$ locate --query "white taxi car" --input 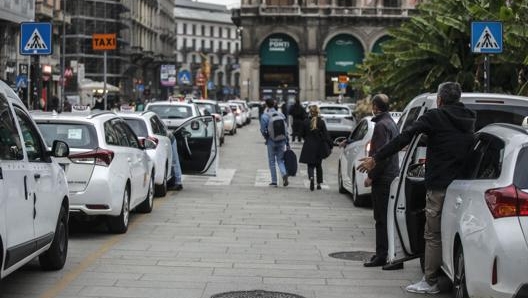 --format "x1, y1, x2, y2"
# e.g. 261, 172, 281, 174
145, 100, 202, 130
0, 80, 70, 278
318, 103, 356, 139
336, 112, 401, 206
385, 92, 528, 297
116, 111, 173, 197
32, 111, 155, 234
